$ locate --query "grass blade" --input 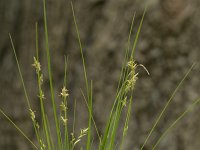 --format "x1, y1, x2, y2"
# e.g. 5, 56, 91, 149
130, 7, 146, 60
120, 95, 133, 150
42, 0, 62, 148
9, 34, 31, 109
0, 108, 38, 150
63, 56, 70, 150
152, 97, 200, 149
141, 63, 196, 149
35, 21, 52, 150
87, 81, 93, 150
71, 2, 89, 98
117, 13, 136, 93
